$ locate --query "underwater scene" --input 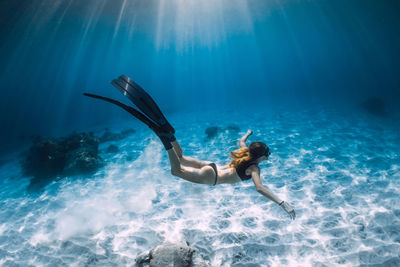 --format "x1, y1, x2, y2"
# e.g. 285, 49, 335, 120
1, 0, 400, 266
